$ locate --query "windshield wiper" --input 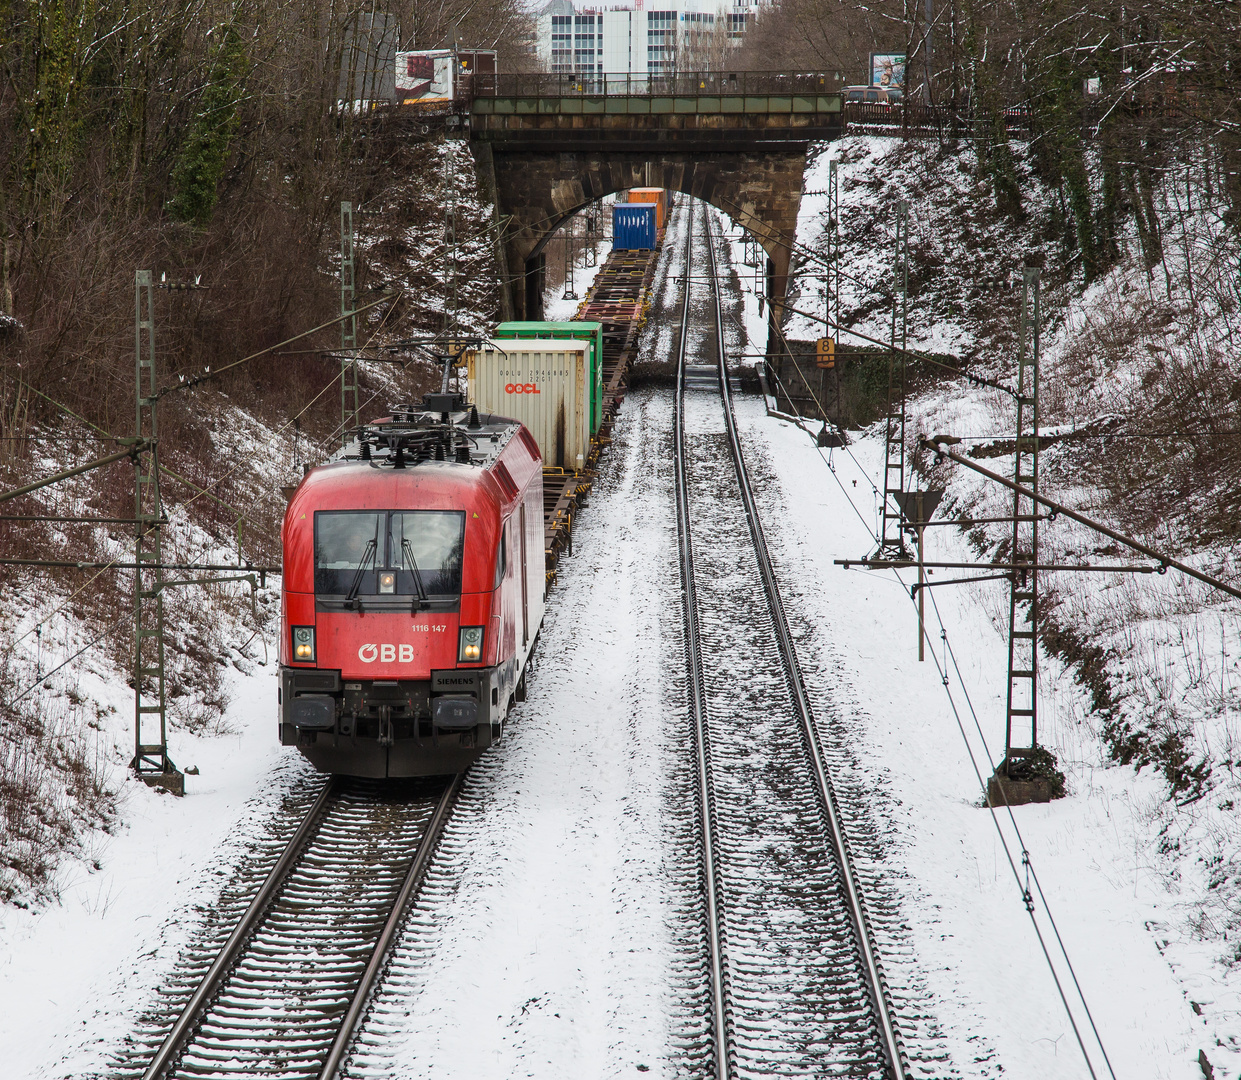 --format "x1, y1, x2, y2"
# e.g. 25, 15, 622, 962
344, 537, 378, 609
401, 538, 431, 612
